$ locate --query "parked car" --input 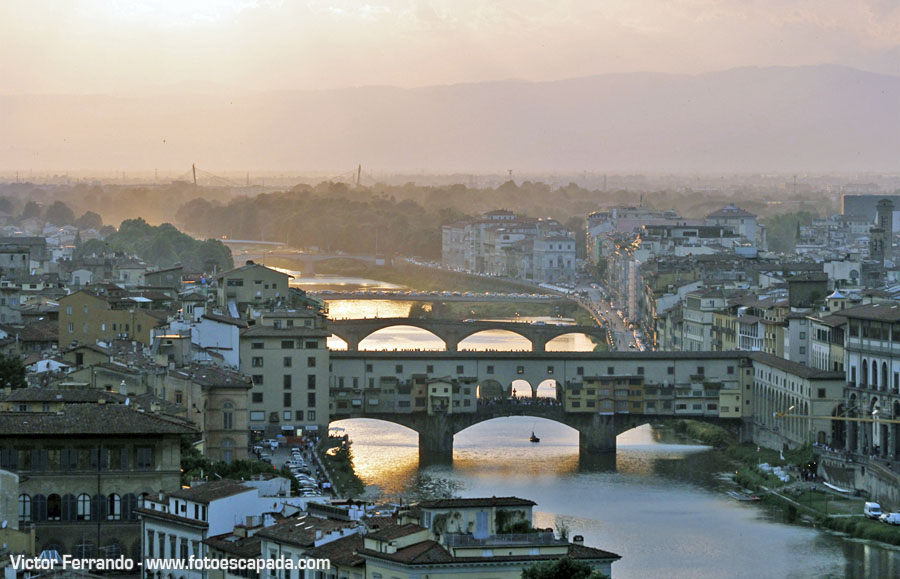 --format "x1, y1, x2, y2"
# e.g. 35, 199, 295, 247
864, 502, 883, 519
880, 512, 900, 525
